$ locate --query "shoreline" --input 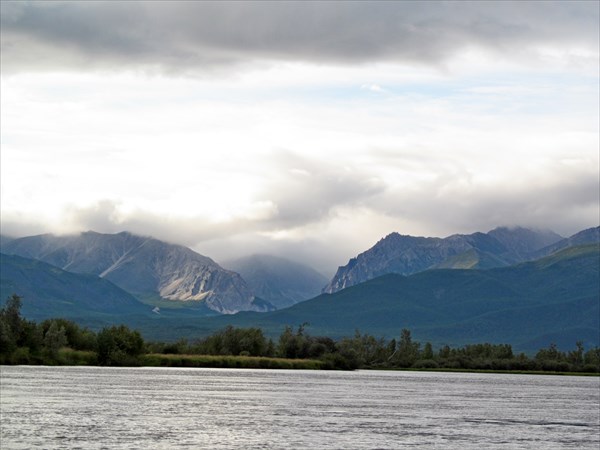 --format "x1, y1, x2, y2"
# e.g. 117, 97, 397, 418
3, 352, 599, 376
